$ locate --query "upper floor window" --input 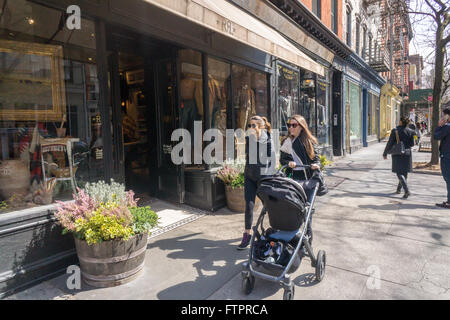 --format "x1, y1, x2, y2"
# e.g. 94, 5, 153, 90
362, 26, 367, 59
331, 0, 338, 34
312, 0, 321, 19
346, 6, 352, 46
355, 19, 360, 54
